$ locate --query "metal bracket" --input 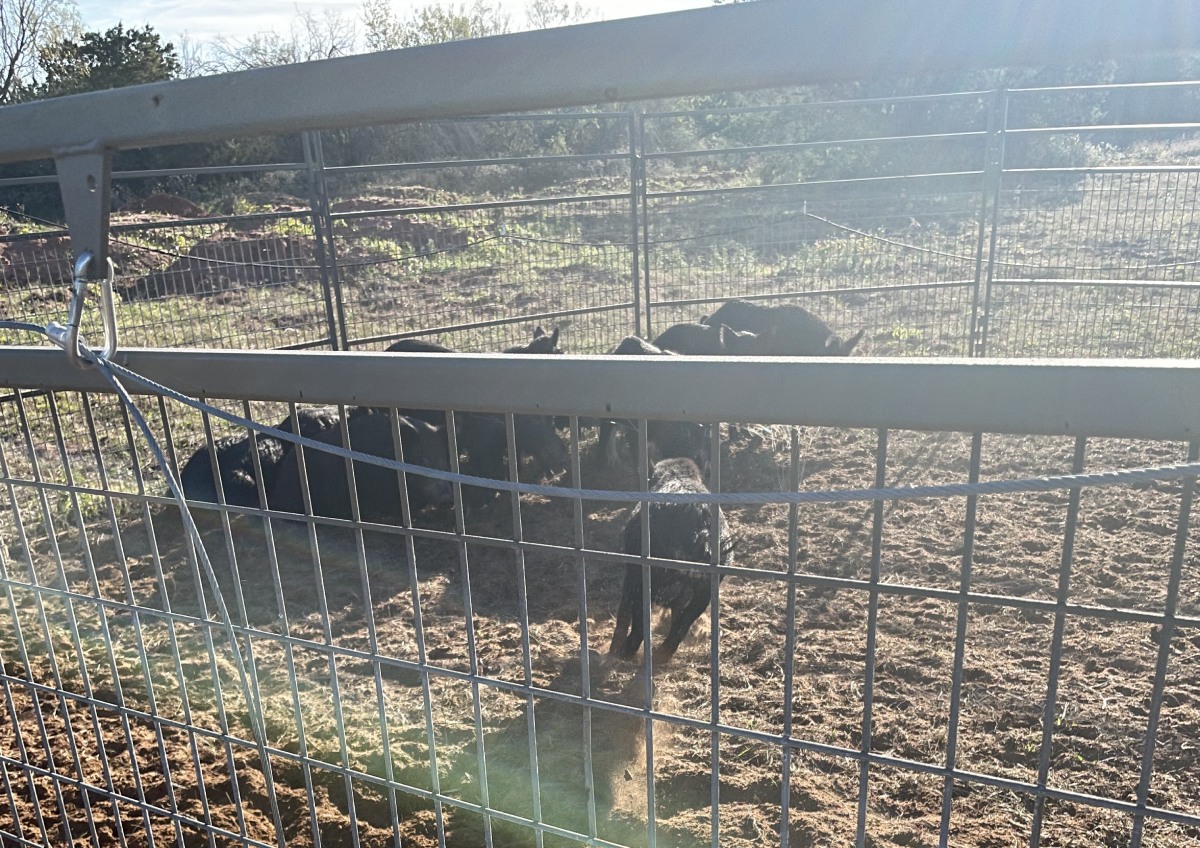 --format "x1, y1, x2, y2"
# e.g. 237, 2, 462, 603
53, 143, 113, 279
